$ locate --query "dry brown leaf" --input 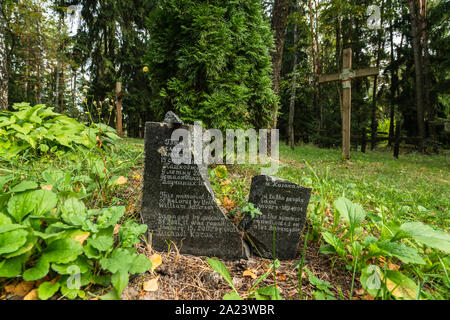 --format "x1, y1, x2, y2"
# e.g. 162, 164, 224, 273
5, 281, 35, 297
222, 197, 236, 210
355, 288, 365, 296
114, 224, 121, 235
388, 262, 400, 271
221, 180, 232, 186
243, 269, 257, 279
363, 293, 375, 300
73, 232, 90, 245
143, 277, 160, 292
150, 254, 162, 272
23, 289, 39, 300
42, 185, 53, 191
